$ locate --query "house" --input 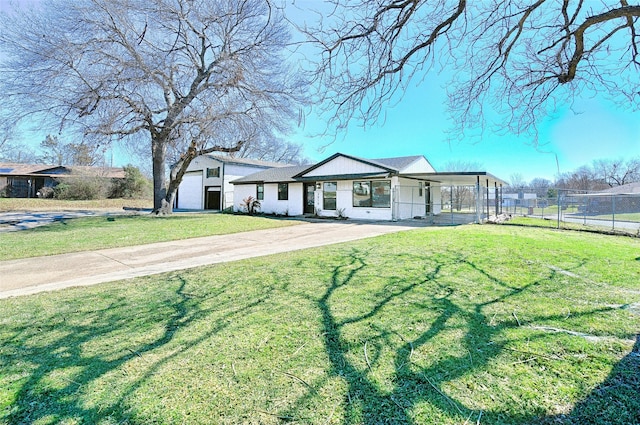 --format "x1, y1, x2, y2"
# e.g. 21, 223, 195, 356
174, 154, 292, 210
231, 153, 507, 221
0, 163, 125, 198
576, 182, 640, 214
